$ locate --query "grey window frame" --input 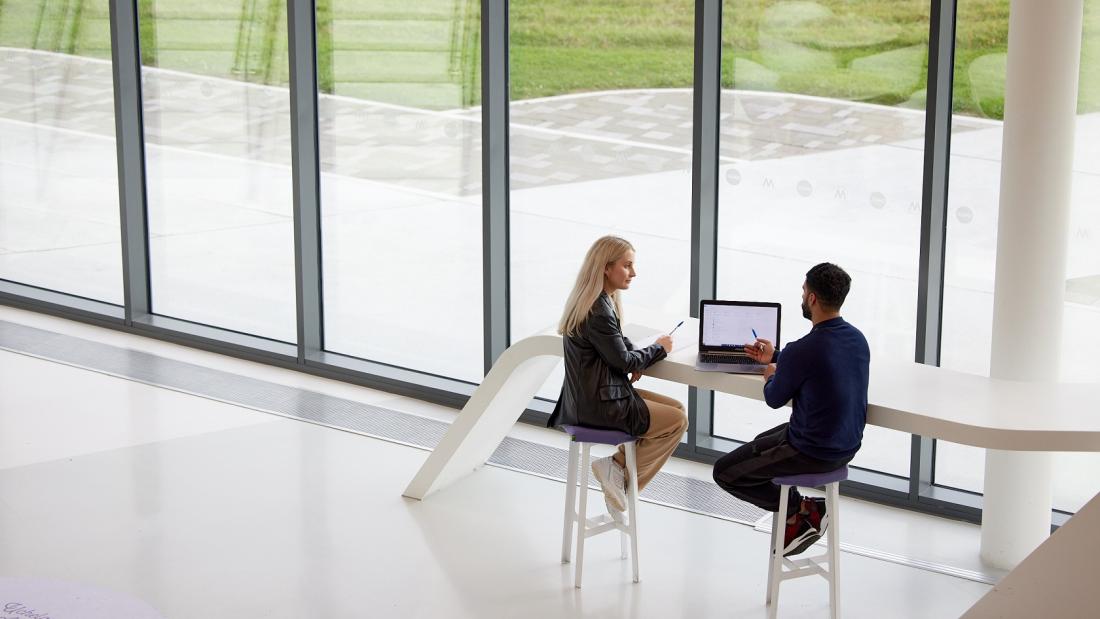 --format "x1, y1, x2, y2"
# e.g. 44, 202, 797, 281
0, 0, 1072, 528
